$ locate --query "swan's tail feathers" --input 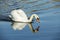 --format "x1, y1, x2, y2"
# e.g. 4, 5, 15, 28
0, 15, 12, 22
